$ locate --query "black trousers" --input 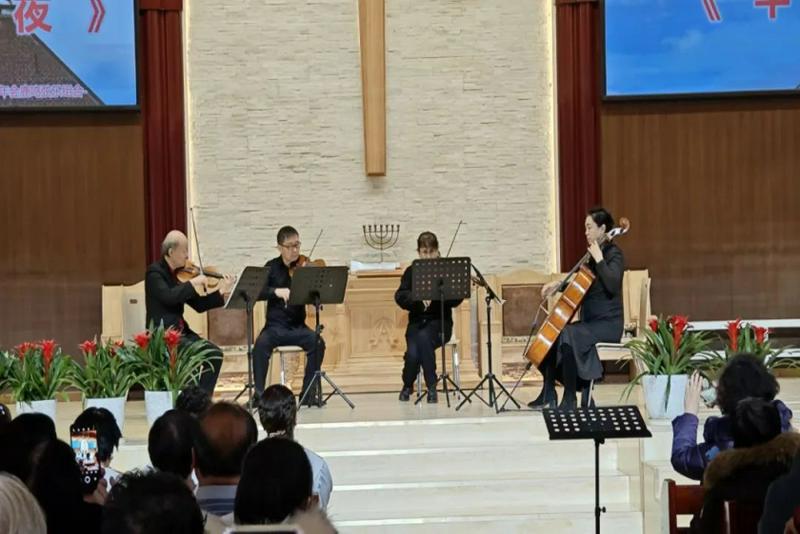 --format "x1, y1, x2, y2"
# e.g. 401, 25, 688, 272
252, 324, 325, 395
180, 331, 224, 395
401, 320, 451, 390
